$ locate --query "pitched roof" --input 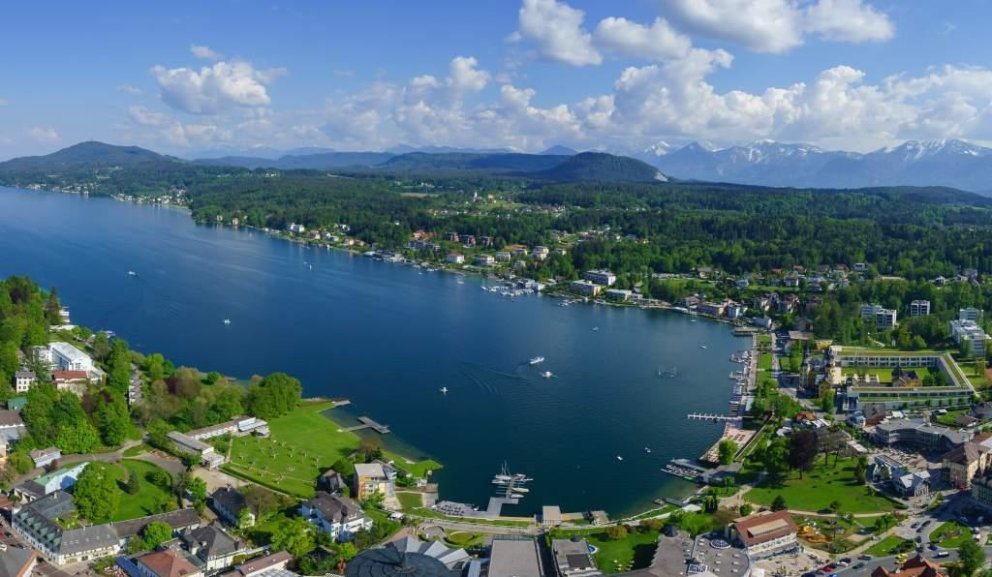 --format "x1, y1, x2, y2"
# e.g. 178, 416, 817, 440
59, 524, 119, 556
139, 550, 201, 577
304, 492, 365, 523
234, 551, 292, 577
211, 486, 253, 516
0, 545, 35, 577
113, 508, 201, 539
871, 554, 945, 577
733, 511, 798, 548
943, 442, 981, 465
0, 410, 24, 428
182, 525, 242, 559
